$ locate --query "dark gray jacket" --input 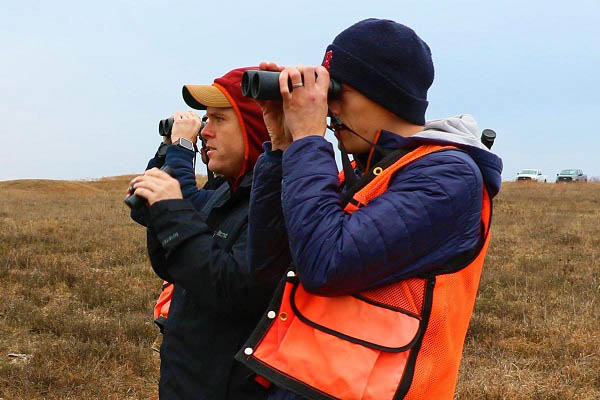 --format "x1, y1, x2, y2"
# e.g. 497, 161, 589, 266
132, 146, 275, 399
